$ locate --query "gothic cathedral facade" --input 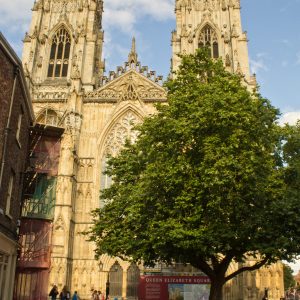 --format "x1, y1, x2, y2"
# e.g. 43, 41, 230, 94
21, 0, 284, 299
